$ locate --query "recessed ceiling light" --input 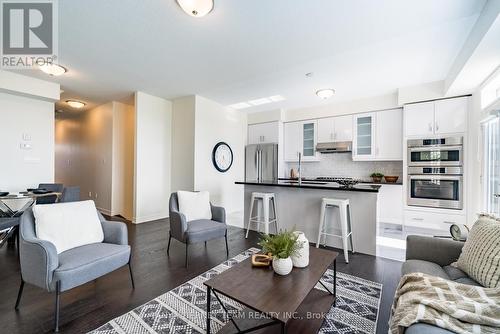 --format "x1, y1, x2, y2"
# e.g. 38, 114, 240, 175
66, 100, 86, 109
176, 0, 213, 17
248, 98, 272, 106
229, 102, 251, 110
39, 63, 67, 76
316, 89, 335, 100
269, 95, 285, 102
